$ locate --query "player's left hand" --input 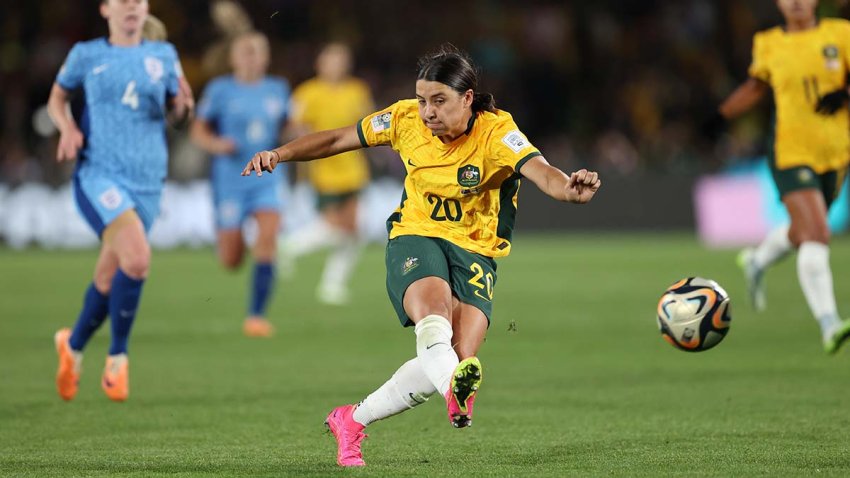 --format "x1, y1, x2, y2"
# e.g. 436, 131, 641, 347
816, 89, 849, 115
241, 150, 280, 177
564, 169, 601, 204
